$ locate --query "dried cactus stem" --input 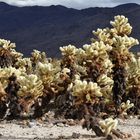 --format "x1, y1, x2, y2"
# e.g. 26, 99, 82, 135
86, 62, 100, 82
81, 104, 105, 137
111, 129, 132, 139
127, 87, 140, 114
82, 115, 105, 137
112, 63, 127, 113
0, 48, 13, 68
5, 73, 21, 119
